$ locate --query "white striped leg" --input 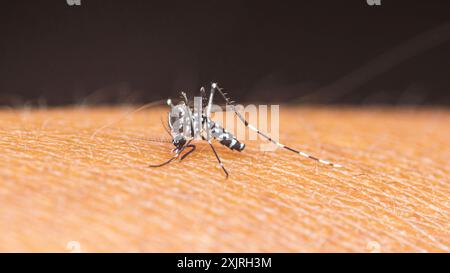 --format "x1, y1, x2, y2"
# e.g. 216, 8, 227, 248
207, 139, 229, 178
213, 84, 342, 168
